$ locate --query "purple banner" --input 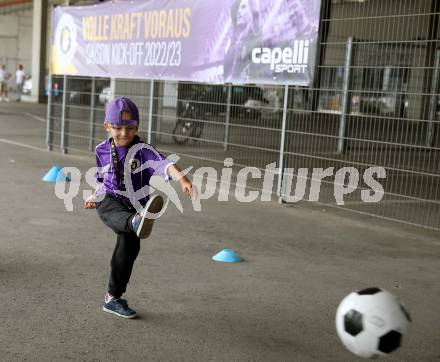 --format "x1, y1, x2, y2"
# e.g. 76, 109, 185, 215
51, 0, 320, 85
